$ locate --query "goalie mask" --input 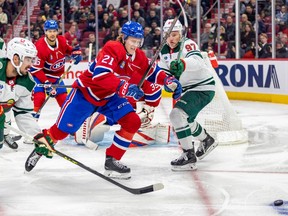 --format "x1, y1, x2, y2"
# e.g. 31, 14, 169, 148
7, 37, 38, 76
